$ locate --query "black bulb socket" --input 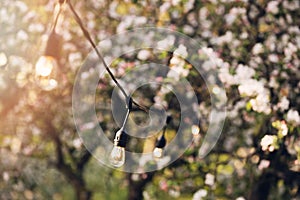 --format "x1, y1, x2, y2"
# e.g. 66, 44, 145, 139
166, 115, 172, 124
155, 135, 166, 148
114, 129, 127, 148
